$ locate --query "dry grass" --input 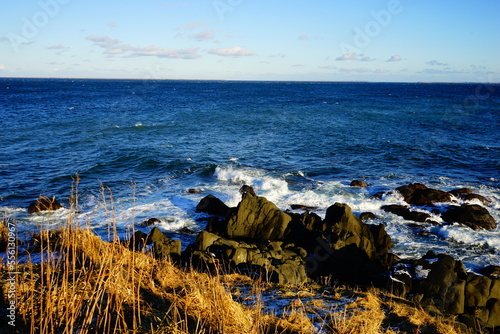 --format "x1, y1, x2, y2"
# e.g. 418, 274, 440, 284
324, 289, 472, 334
